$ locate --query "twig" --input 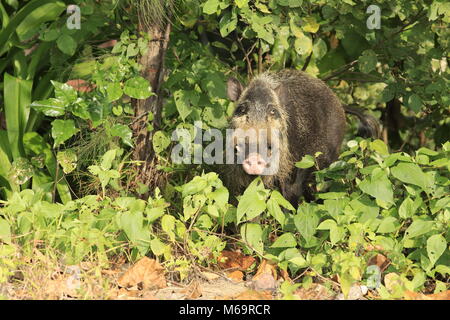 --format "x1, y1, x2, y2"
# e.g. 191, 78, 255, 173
321, 60, 358, 81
